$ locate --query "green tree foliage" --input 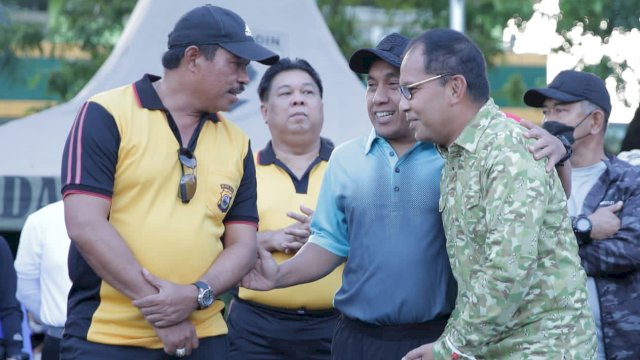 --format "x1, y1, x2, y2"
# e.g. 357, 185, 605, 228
318, 0, 638, 107
0, 0, 135, 100
2, 0, 637, 106
0, 1, 47, 73
317, 0, 535, 67
555, 0, 637, 42
550, 0, 639, 106
0, 21, 45, 73
0, 0, 47, 10
46, 0, 136, 99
